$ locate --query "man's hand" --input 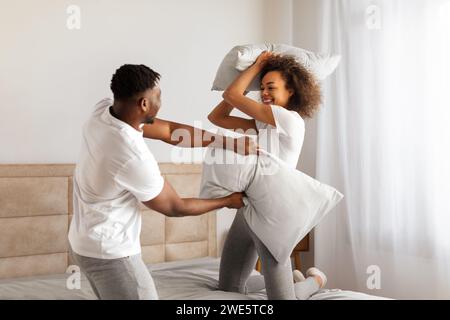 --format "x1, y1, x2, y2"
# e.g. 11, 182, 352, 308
225, 192, 246, 209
